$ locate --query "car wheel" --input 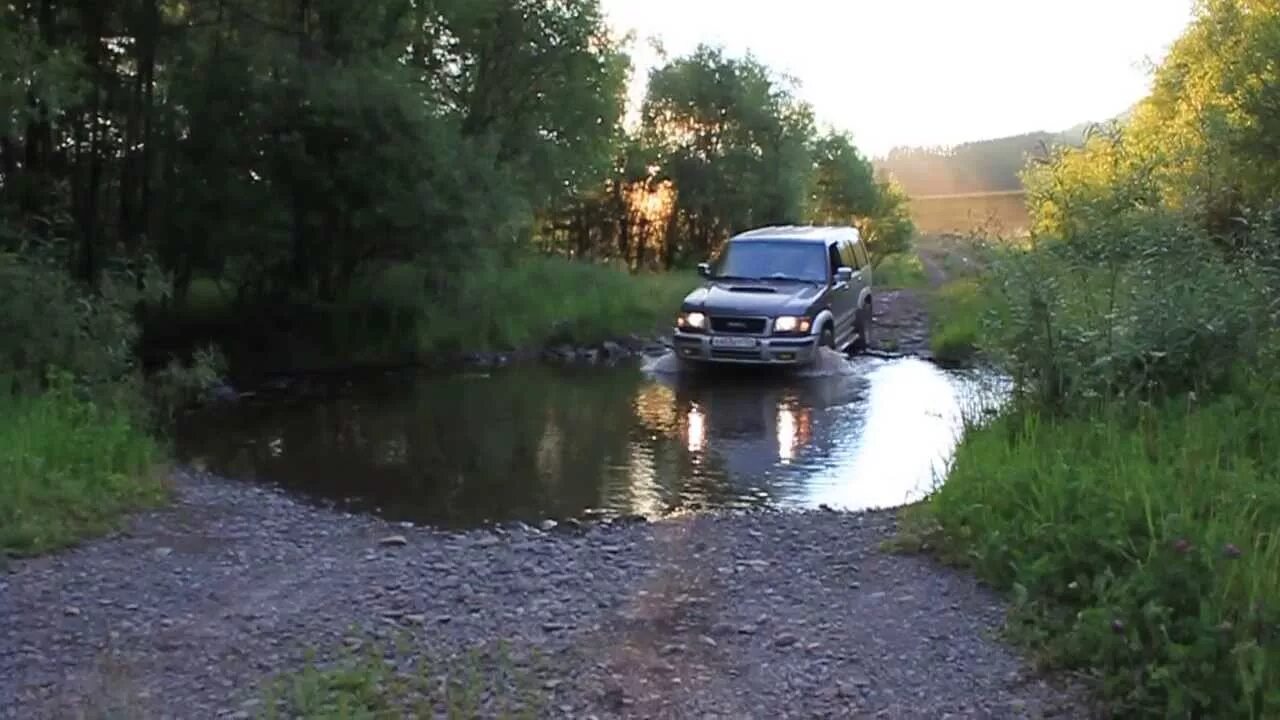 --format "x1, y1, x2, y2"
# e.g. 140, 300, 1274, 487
851, 303, 871, 353
820, 325, 836, 350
